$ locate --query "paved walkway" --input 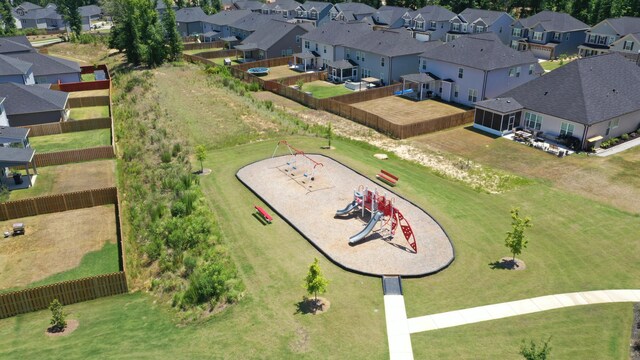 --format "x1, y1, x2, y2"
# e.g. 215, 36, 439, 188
596, 137, 640, 157
384, 294, 413, 360
406, 289, 640, 334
